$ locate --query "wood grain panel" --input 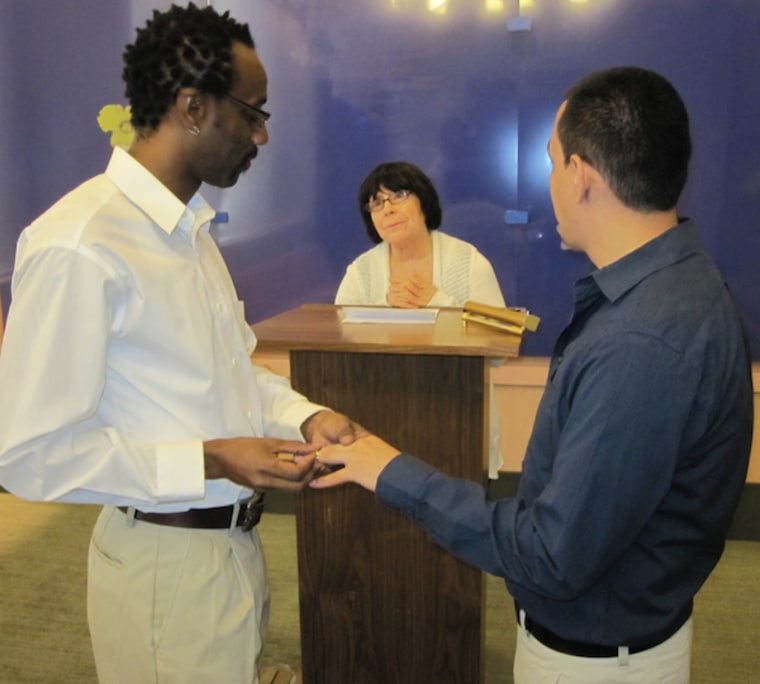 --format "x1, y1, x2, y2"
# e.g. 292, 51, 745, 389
292, 350, 488, 684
